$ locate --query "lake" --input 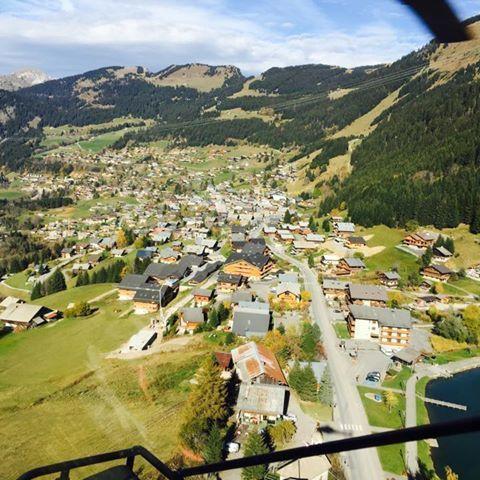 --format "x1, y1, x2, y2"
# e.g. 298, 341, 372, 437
426, 368, 480, 479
